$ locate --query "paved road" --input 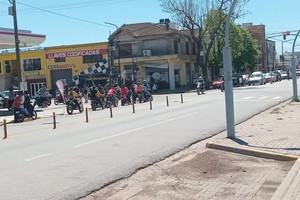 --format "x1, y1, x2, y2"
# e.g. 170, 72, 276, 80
0, 80, 297, 200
